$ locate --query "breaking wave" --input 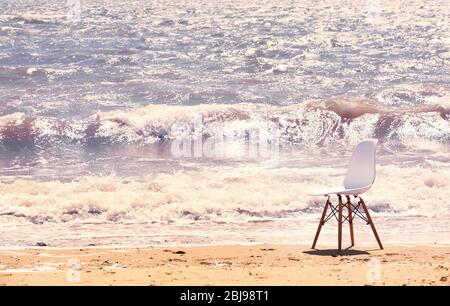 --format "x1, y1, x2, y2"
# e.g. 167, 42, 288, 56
0, 164, 449, 226
0, 100, 449, 149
